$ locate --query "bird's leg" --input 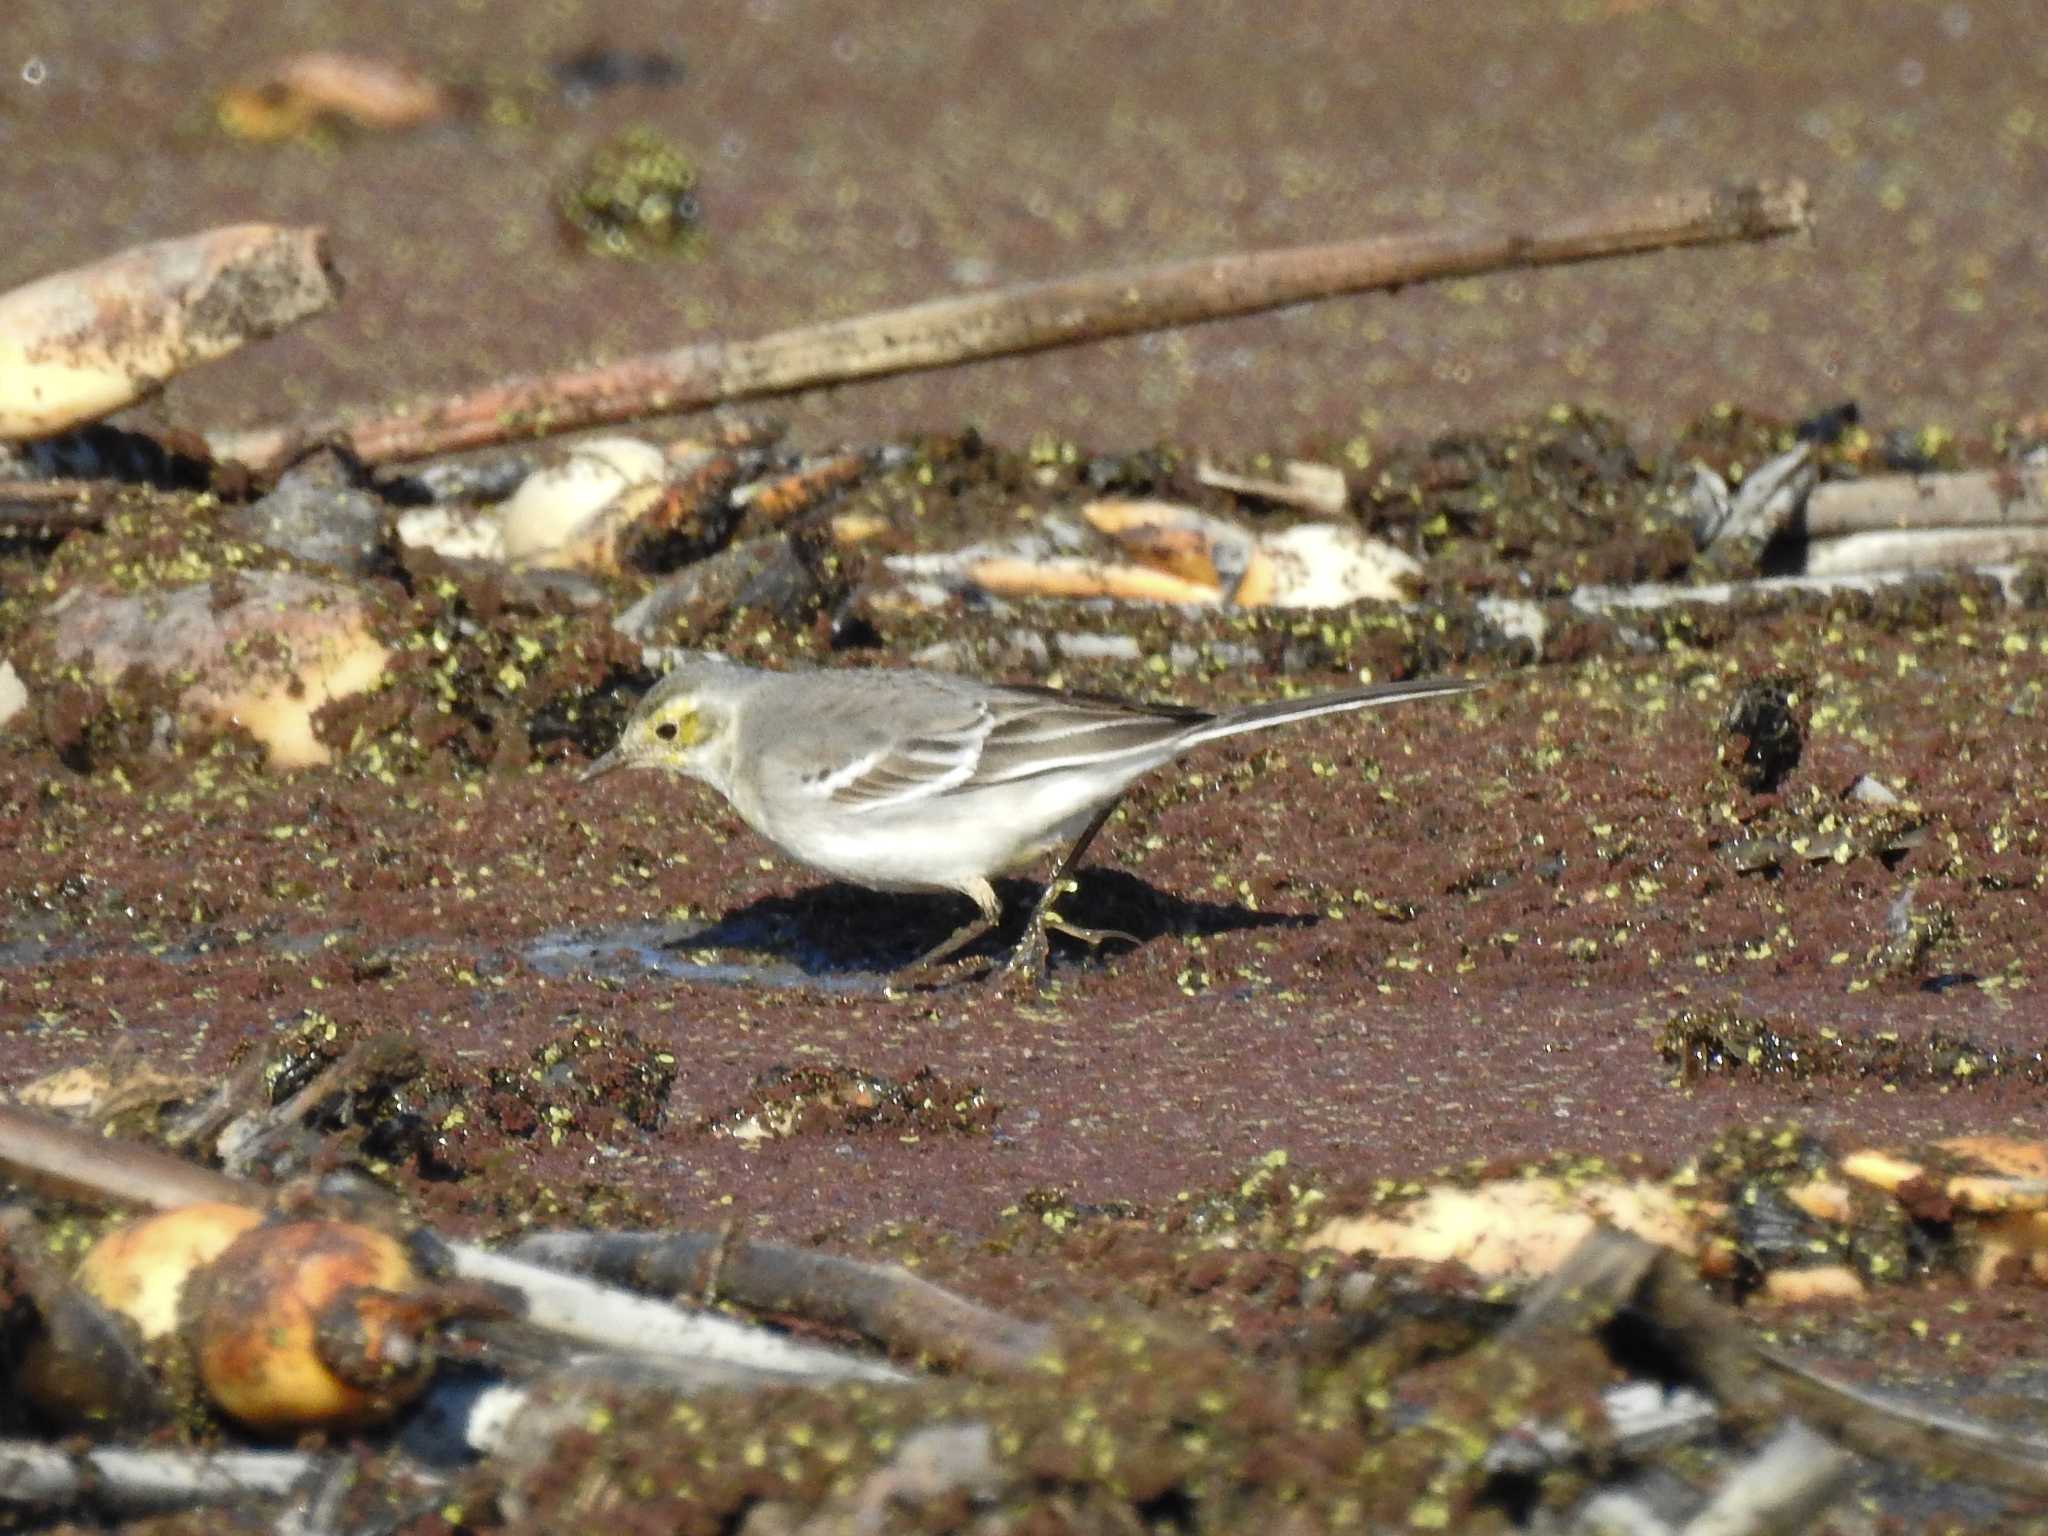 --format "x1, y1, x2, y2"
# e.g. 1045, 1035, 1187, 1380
902, 879, 1002, 975
1000, 798, 1139, 983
